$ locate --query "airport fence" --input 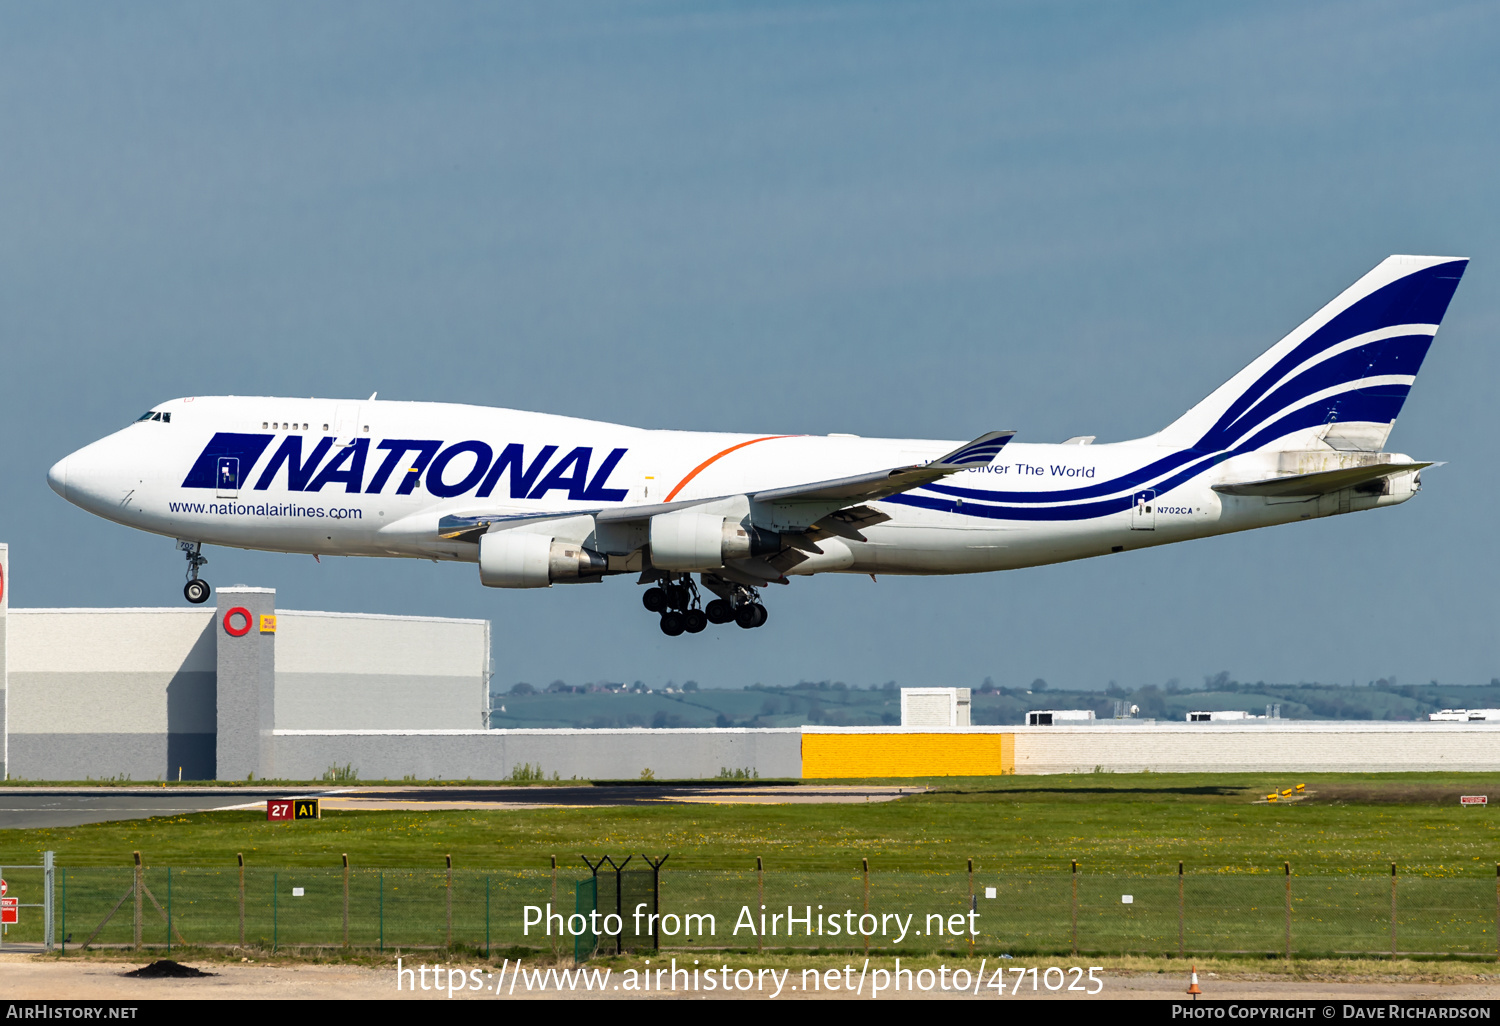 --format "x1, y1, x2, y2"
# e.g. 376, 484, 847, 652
19, 858, 1500, 960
